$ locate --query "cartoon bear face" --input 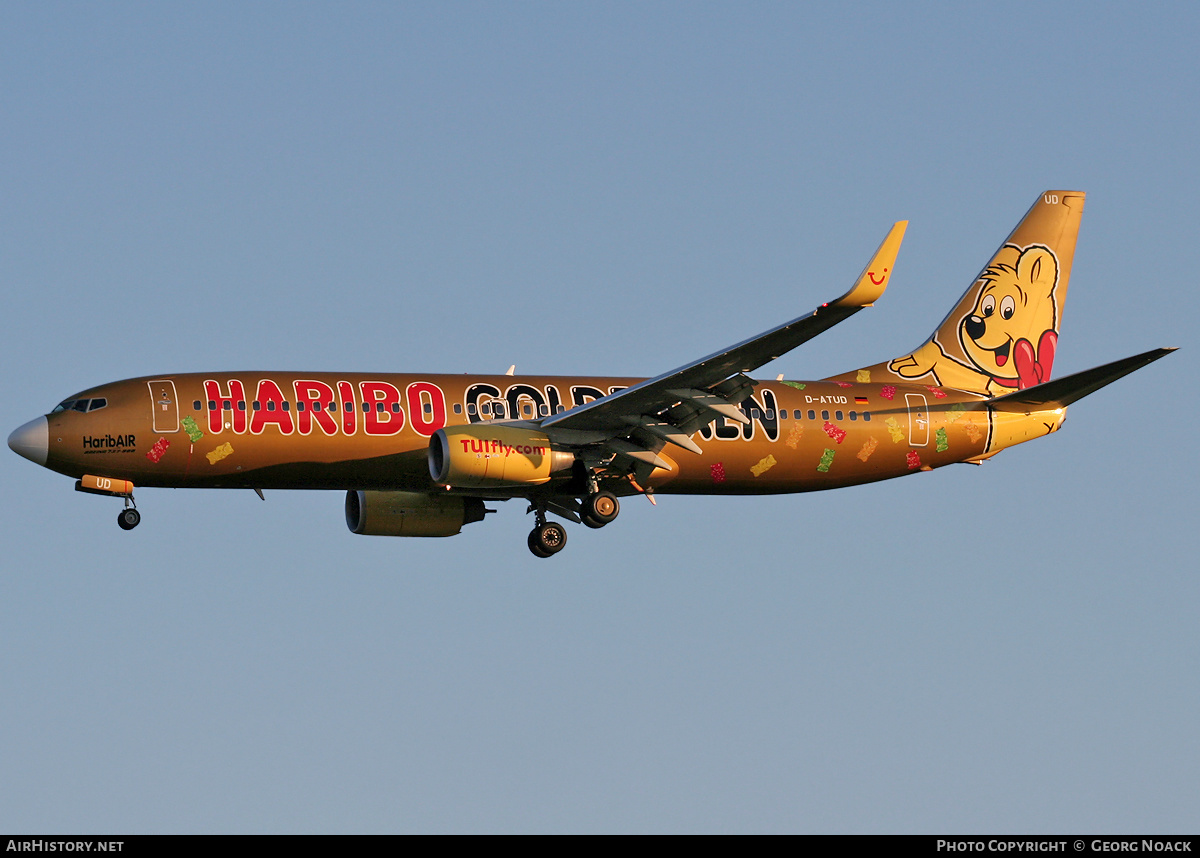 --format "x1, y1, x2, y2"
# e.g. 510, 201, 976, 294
958, 244, 1059, 382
